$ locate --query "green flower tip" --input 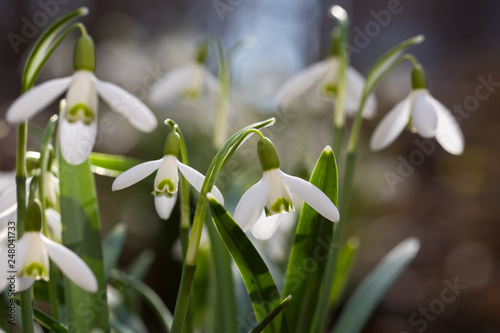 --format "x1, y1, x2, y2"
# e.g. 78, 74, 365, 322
330, 27, 342, 57
26, 199, 42, 232
164, 132, 181, 156
74, 34, 95, 72
196, 40, 209, 64
411, 64, 427, 90
257, 137, 280, 171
